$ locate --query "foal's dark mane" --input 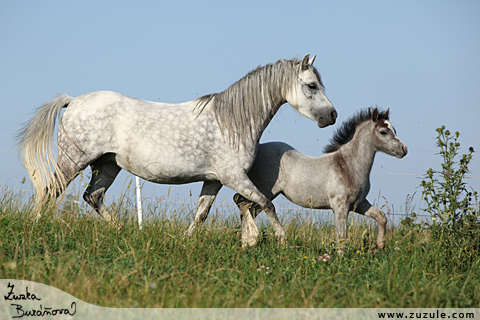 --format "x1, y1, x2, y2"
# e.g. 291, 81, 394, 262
323, 107, 389, 154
